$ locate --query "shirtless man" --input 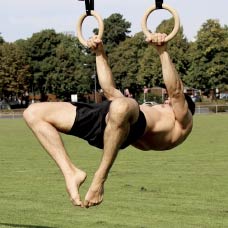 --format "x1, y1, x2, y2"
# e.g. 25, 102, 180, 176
23, 33, 194, 208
